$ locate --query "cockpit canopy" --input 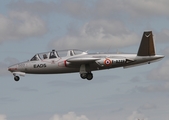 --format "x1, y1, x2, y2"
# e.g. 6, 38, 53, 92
30, 49, 87, 61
